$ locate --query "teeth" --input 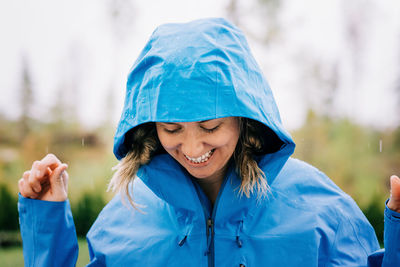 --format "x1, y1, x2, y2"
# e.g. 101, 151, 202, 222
184, 150, 214, 164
